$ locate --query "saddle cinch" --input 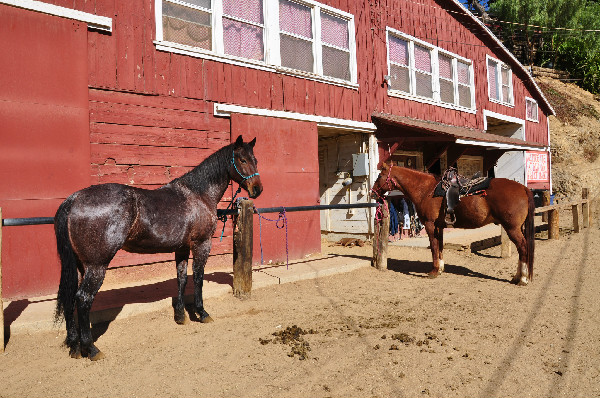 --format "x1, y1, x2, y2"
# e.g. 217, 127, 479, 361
433, 168, 491, 225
